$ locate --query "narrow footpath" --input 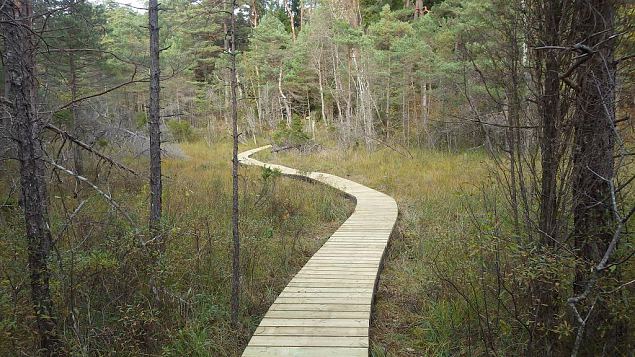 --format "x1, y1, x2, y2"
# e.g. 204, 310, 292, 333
239, 146, 398, 357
